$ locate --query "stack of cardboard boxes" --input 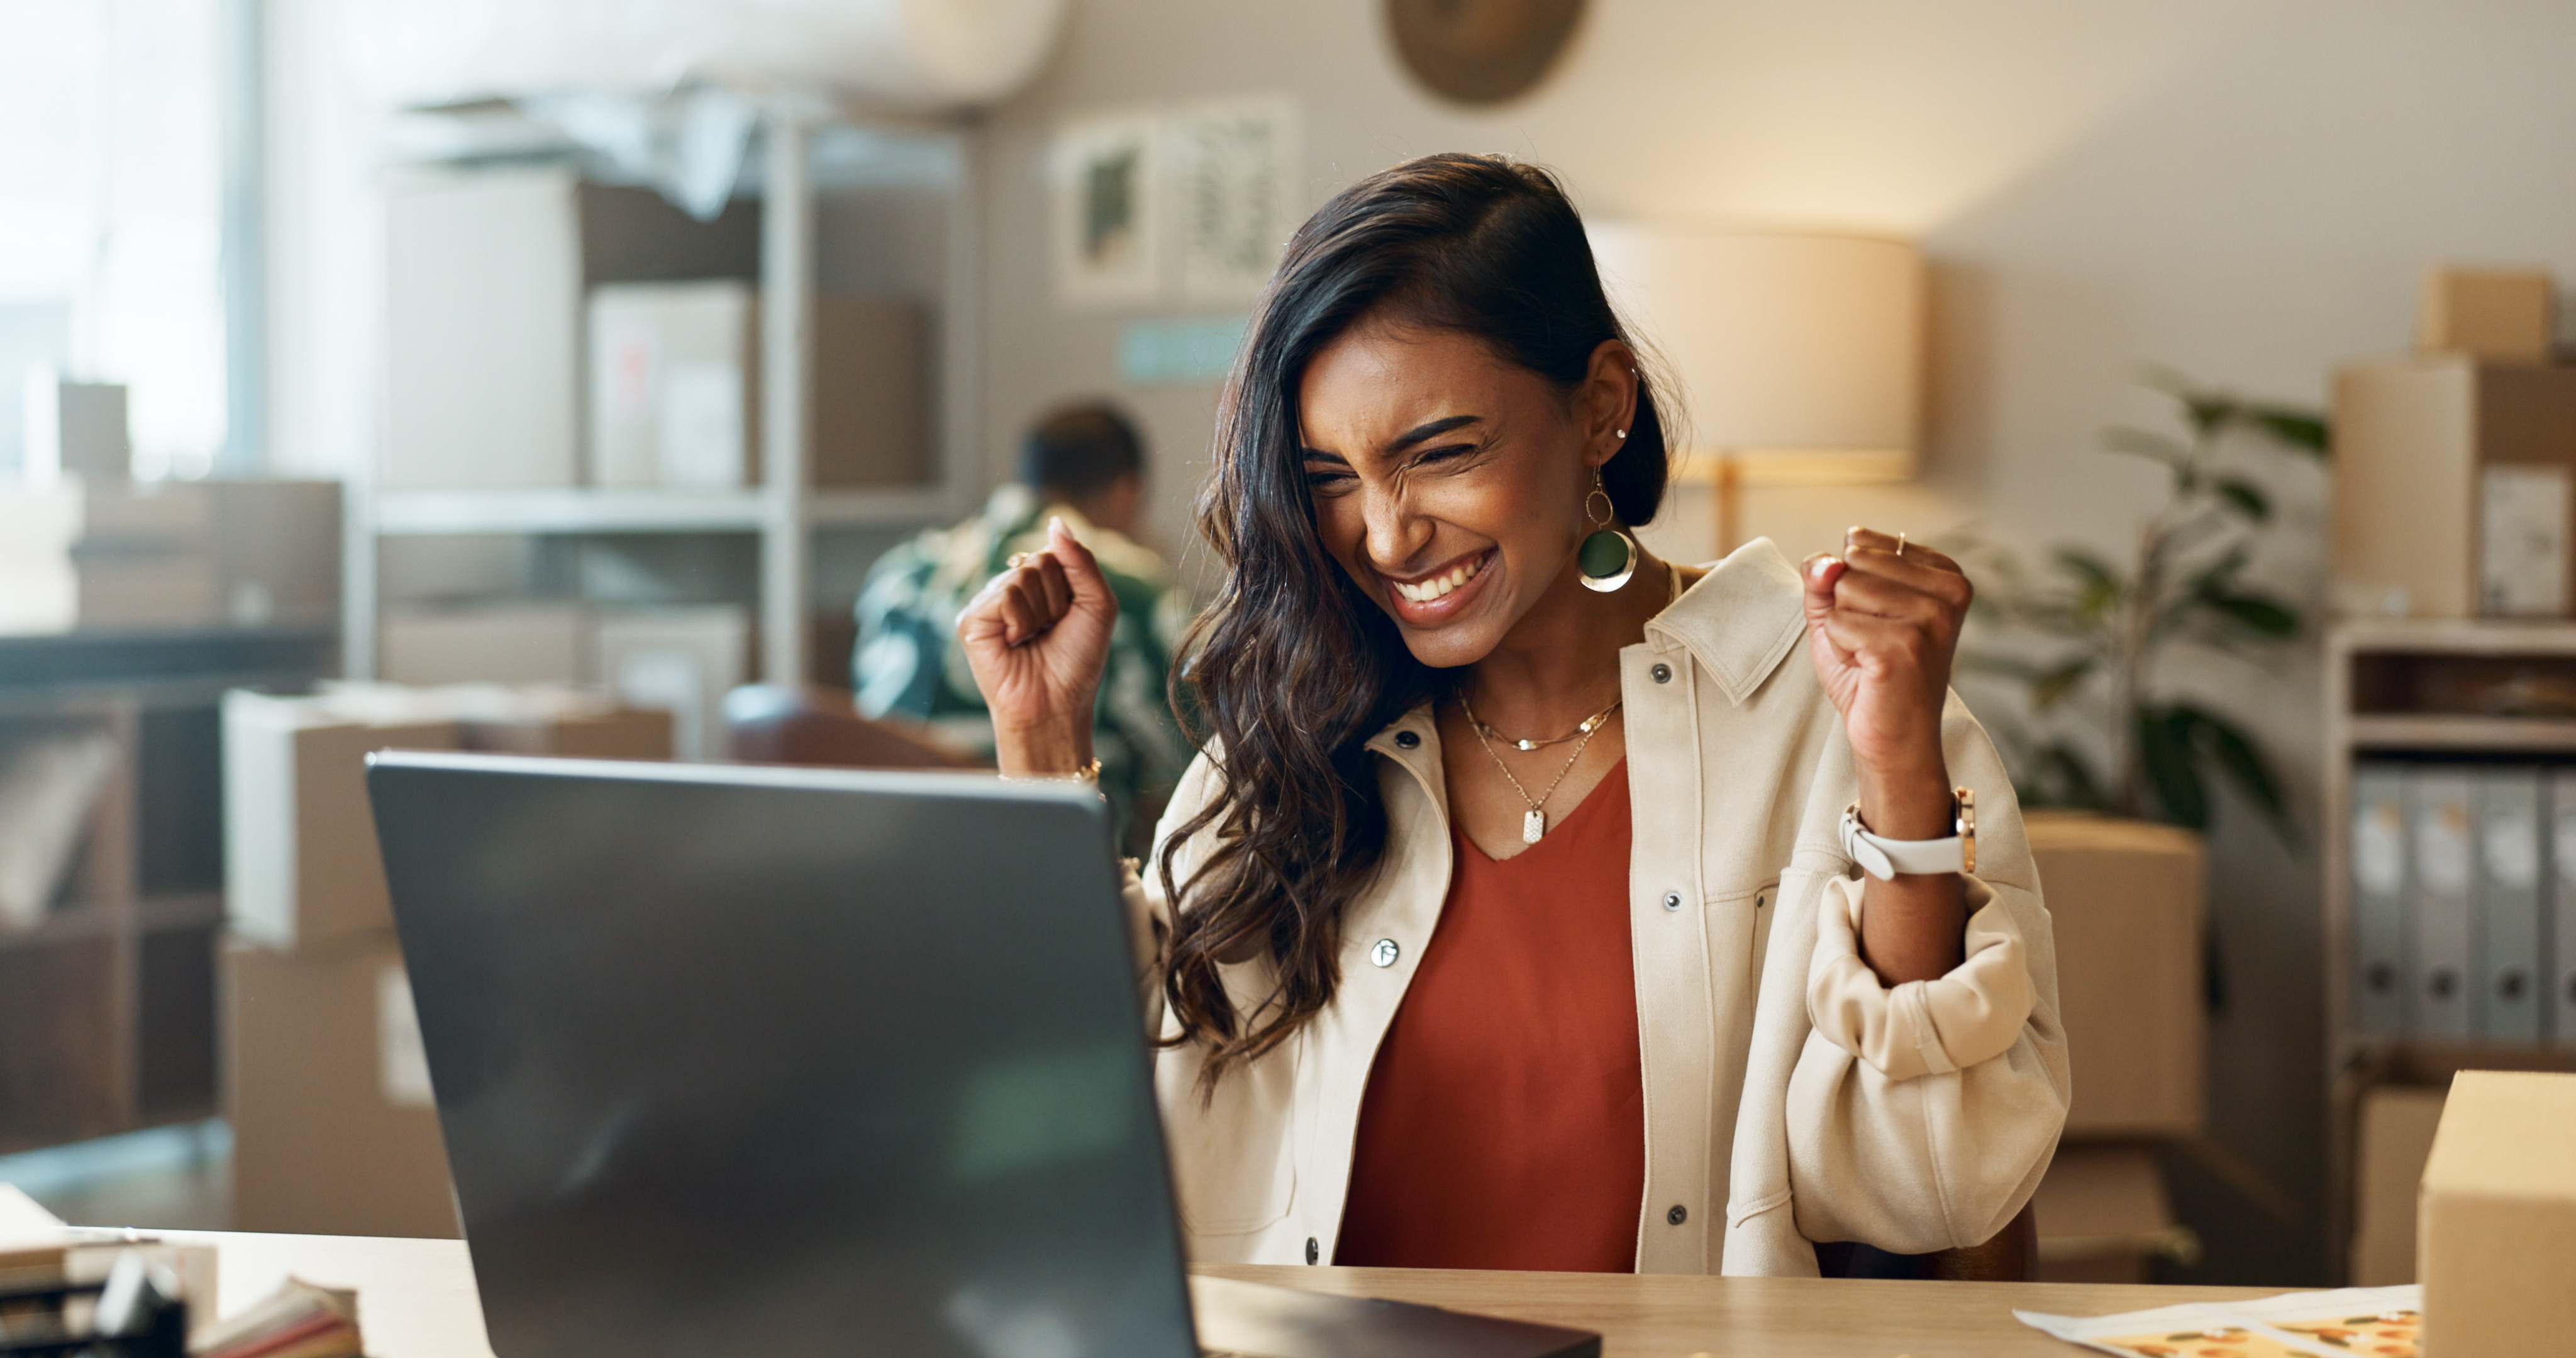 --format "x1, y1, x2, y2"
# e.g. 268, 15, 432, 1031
0, 480, 340, 635
2025, 814, 2208, 1283
221, 685, 671, 1237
